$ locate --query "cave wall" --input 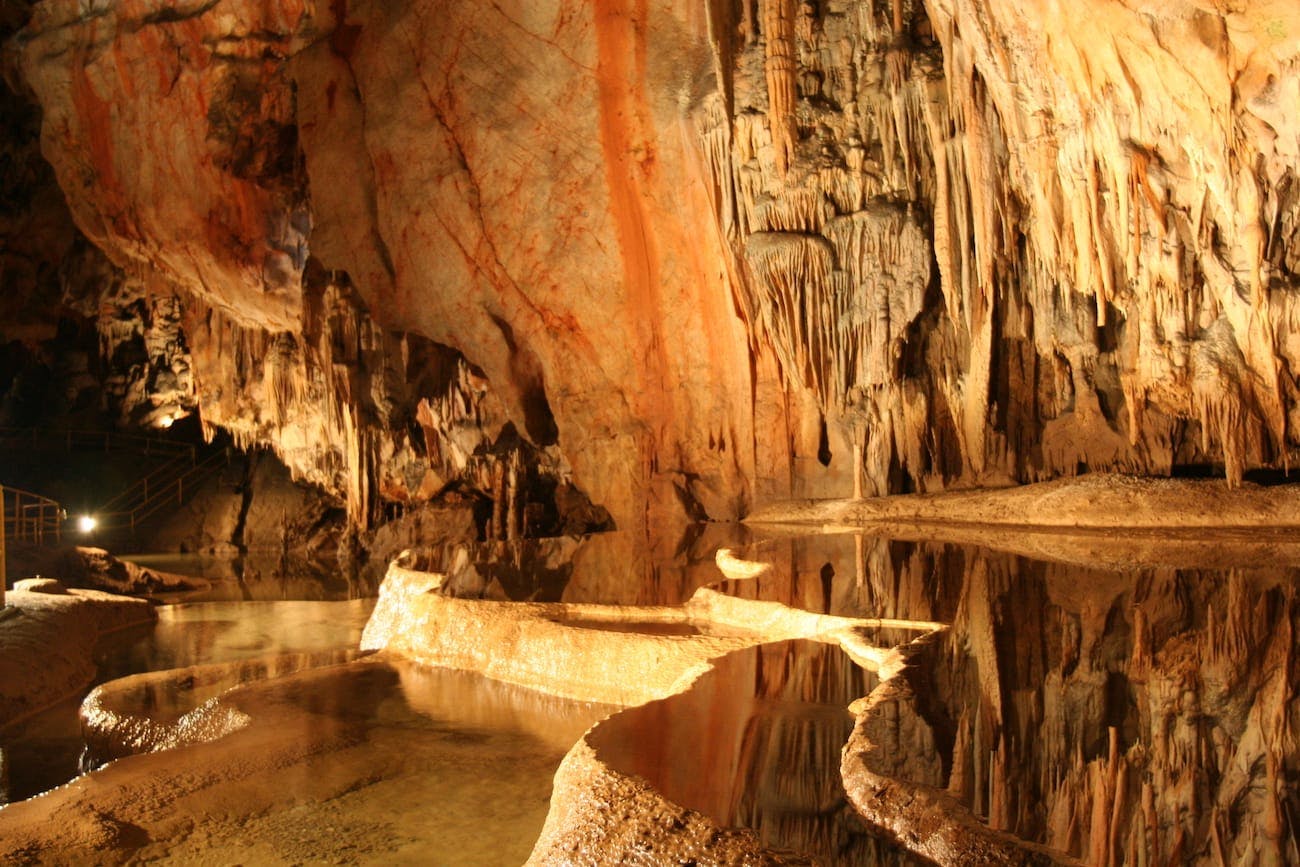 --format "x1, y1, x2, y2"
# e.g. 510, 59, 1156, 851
12, 0, 761, 530
701, 0, 1300, 492
9, 0, 1300, 526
